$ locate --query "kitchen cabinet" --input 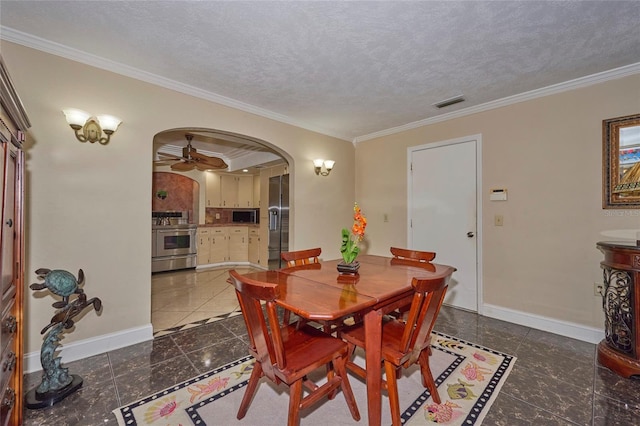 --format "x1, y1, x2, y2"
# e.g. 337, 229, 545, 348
219, 174, 254, 208
196, 229, 211, 265
228, 226, 248, 262
205, 172, 221, 207
220, 175, 237, 207
209, 227, 228, 263
0, 56, 29, 426
197, 226, 259, 266
237, 175, 253, 208
253, 176, 260, 208
248, 227, 260, 265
